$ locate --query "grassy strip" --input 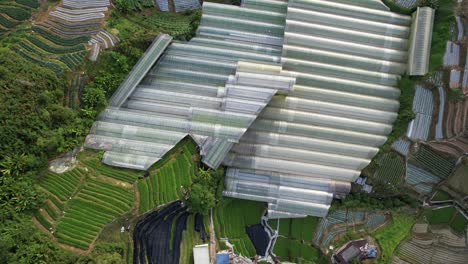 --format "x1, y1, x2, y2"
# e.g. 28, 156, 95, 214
35, 211, 53, 230
373, 214, 415, 263
0, 13, 21, 28
27, 35, 85, 54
